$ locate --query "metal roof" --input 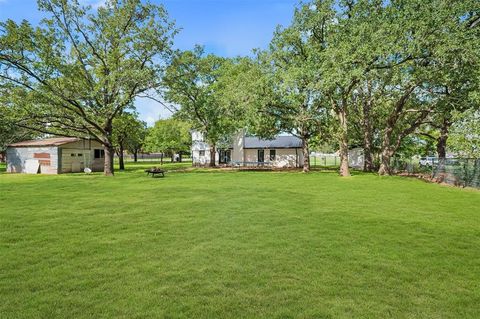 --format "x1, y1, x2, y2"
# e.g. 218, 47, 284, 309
244, 136, 302, 149
8, 137, 81, 147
